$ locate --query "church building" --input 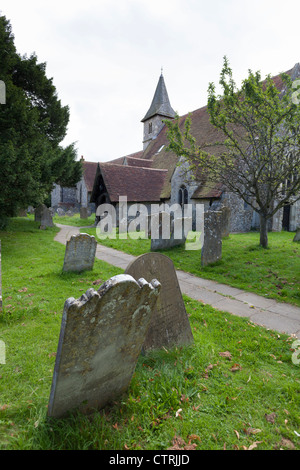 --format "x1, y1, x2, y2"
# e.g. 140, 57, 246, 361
90, 68, 300, 233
